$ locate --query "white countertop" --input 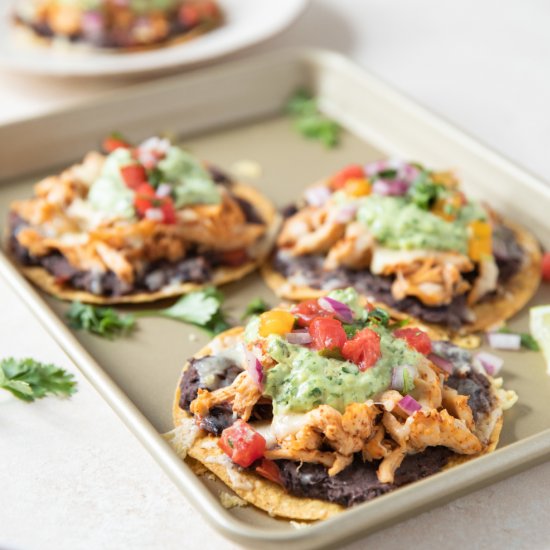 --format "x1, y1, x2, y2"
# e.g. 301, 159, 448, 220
1, 1, 550, 549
